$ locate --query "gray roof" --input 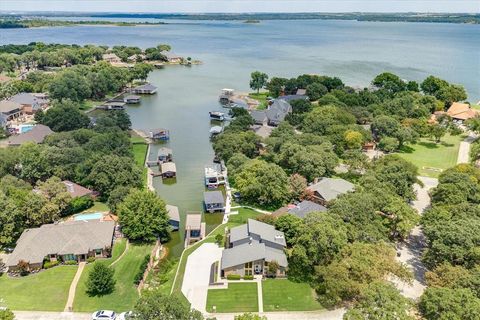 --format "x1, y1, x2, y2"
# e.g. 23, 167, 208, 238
7, 220, 115, 266
124, 95, 140, 100
278, 94, 309, 102
221, 242, 288, 269
166, 204, 180, 222
230, 219, 286, 247
250, 110, 267, 123
307, 177, 355, 201
288, 200, 327, 219
134, 83, 157, 91
161, 162, 176, 173
204, 191, 224, 205
161, 51, 182, 60
266, 99, 292, 124
185, 212, 202, 230
10, 92, 48, 106
158, 147, 173, 157
0, 100, 22, 113
8, 124, 53, 146
252, 125, 273, 139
